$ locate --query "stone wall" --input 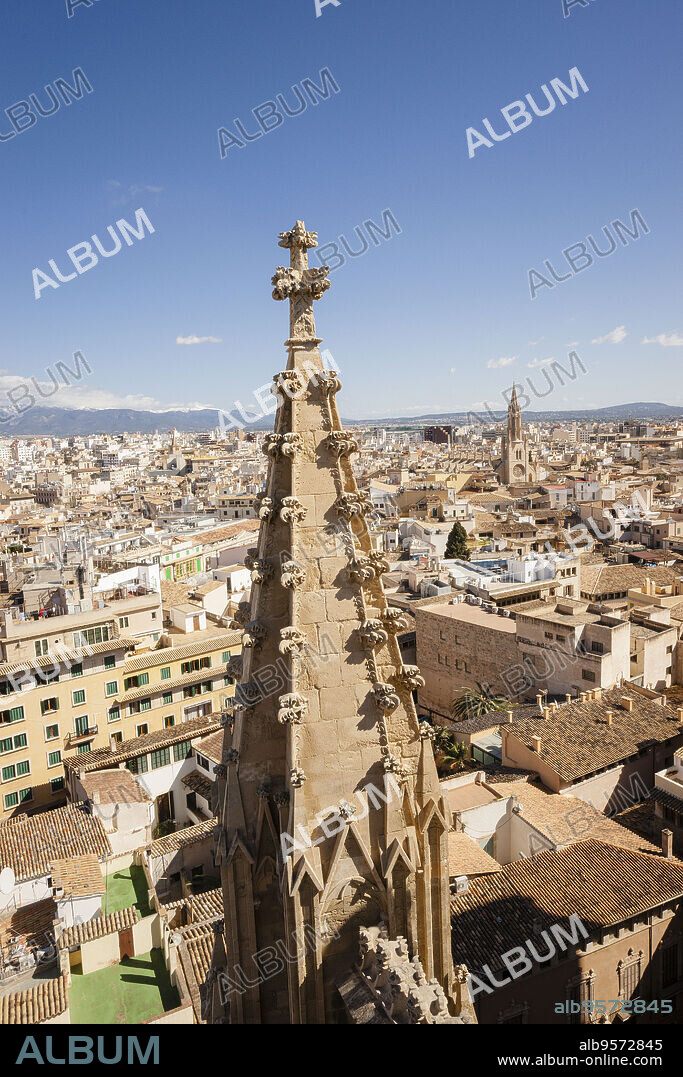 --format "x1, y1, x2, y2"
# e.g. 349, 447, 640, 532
415, 604, 520, 721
